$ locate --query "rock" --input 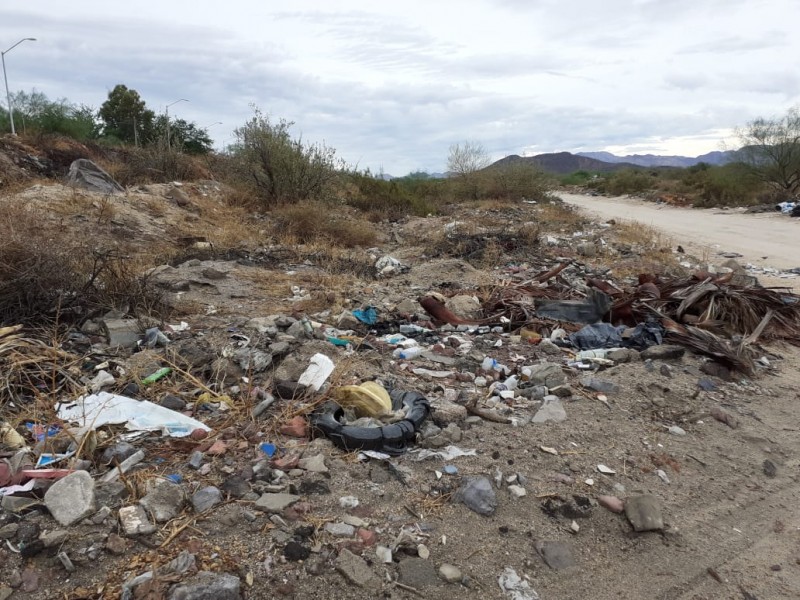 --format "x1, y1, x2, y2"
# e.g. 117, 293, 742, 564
119, 505, 157, 536
597, 495, 624, 514
535, 540, 576, 570
700, 361, 733, 381
298, 454, 328, 473
192, 486, 223, 513
168, 571, 241, 600
188, 451, 205, 470
103, 318, 140, 349
532, 396, 567, 423
625, 495, 664, 532
430, 398, 468, 426
335, 548, 381, 590
445, 295, 483, 320
325, 522, 356, 537
205, 440, 228, 455
280, 416, 309, 438
106, 533, 128, 555
102, 441, 139, 465
607, 348, 640, 363
763, 459, 777, 478
17, 521, 39, 543
140, 480, 186, 522
439, 563, 462, 583
579, 377, 619, 394
527, 363, 566, 388
538, 339, 563, 355
39, 529, 68, 548
201, 267, 227, 280
456, 476, 497, 516
221, 476, 250, 498
20, 567, 39, 593
166, 184, 191, 207
356, 528, 376, 546
66, 159, 124, 194
508, 485, 527, 499
44, 471, 96, 526
0, 523, 18, 539
160, 394, 187, 411
0, 587, 12, 600
640, 345, 685, 360
254, 493, 300, 513
398, 557, 440, 588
